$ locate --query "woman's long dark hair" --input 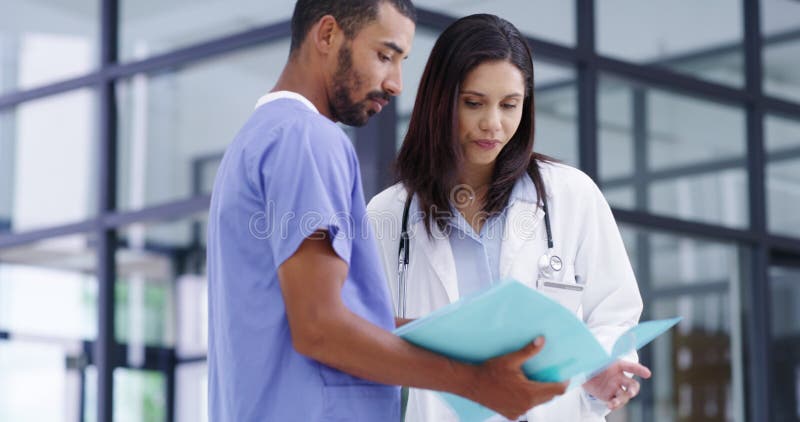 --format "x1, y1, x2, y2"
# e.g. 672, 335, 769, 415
395, 13, 548, 235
